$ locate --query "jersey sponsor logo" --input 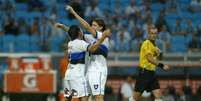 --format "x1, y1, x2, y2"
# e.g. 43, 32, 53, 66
94, 84, 99, 90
